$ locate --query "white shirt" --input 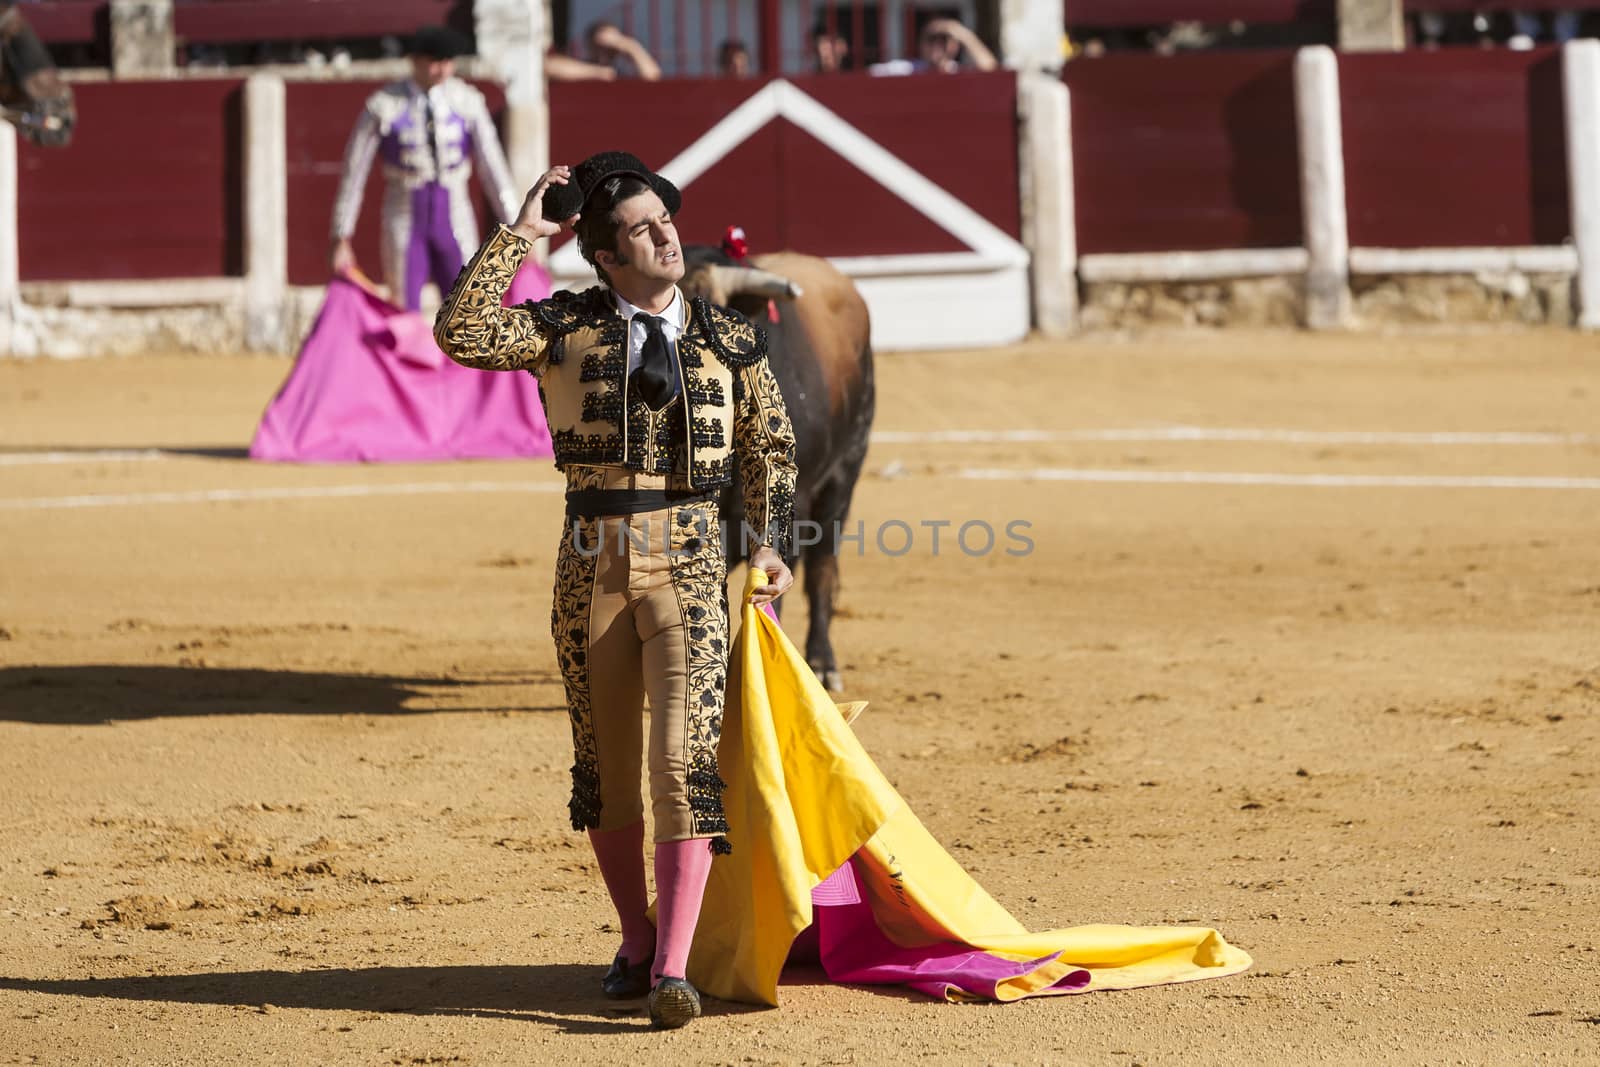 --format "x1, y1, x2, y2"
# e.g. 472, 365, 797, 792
613, 288, 686, 375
